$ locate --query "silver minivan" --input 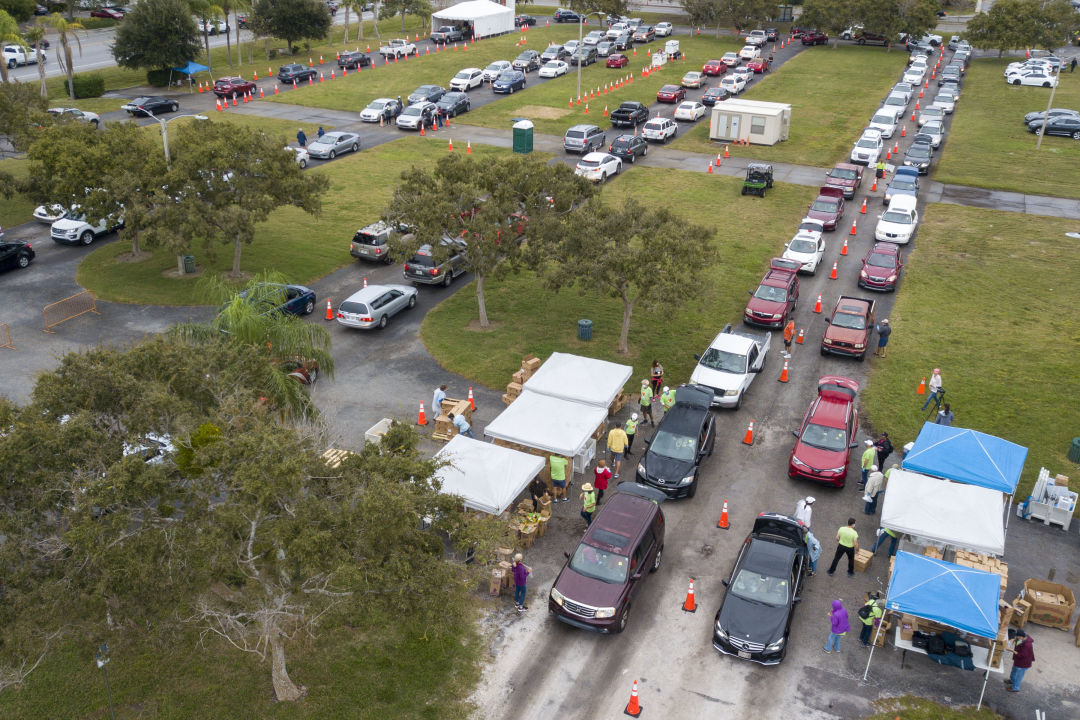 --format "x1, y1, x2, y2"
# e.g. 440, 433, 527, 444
336, 284, 418, 329
564, 124, 606, 154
